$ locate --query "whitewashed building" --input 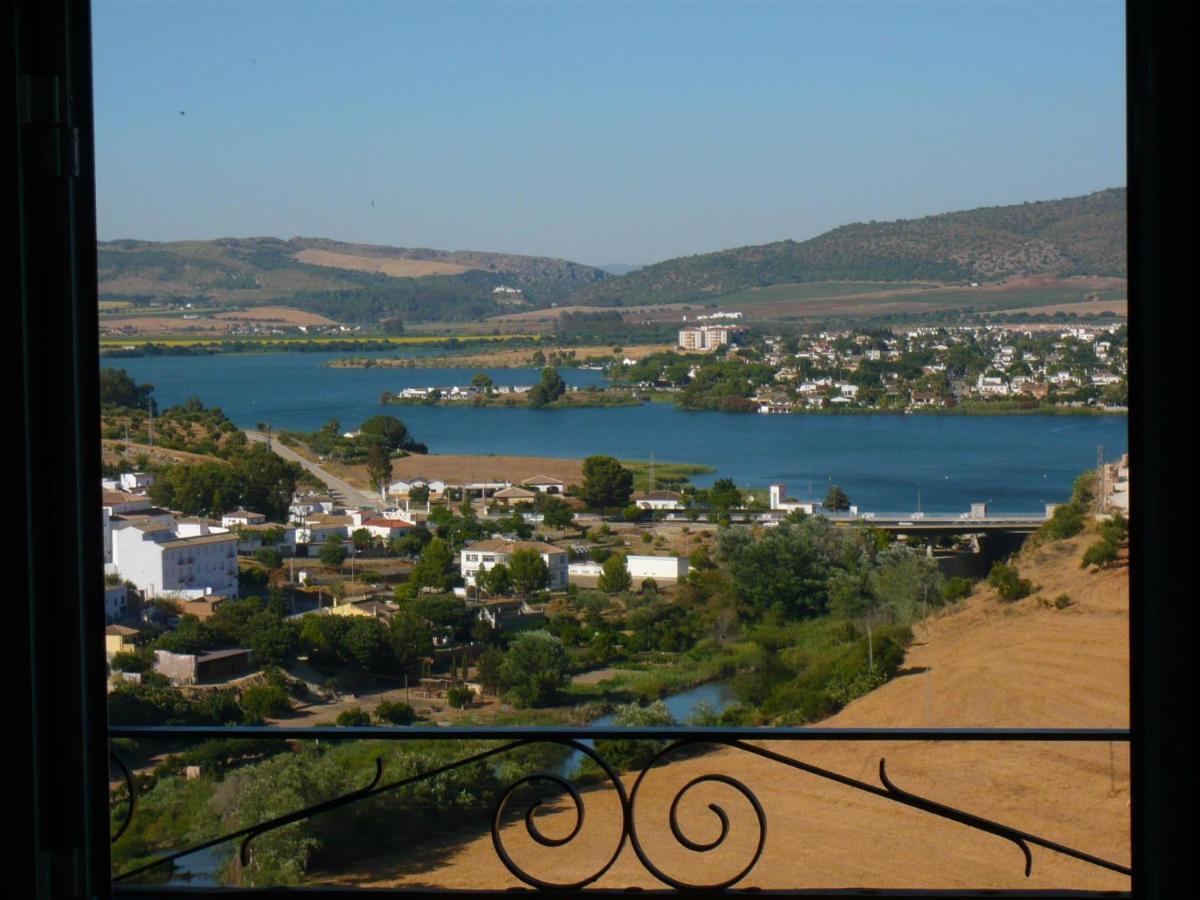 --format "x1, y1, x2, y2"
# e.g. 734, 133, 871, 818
460, 539, 570, 590
111, 522, 239, 600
